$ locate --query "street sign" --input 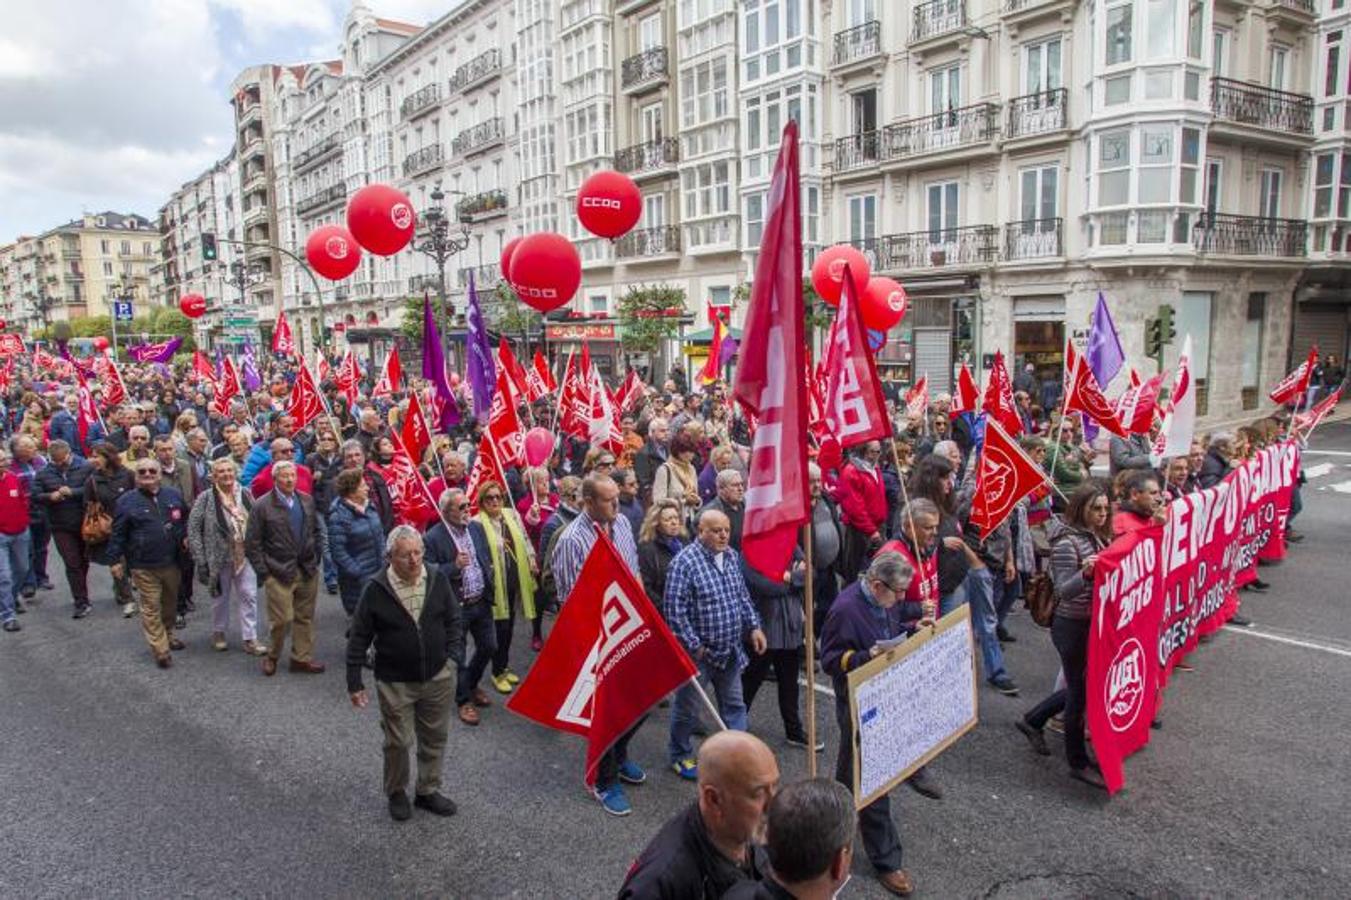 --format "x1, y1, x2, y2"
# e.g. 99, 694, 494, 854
224, 317, 257, 327
112, 301, 134, 322
218, 335, 249, 344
